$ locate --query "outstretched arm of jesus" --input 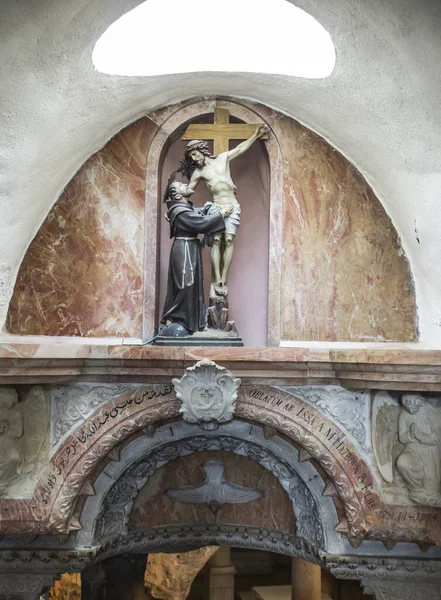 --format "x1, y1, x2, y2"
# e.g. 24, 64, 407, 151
225, 125, 269, 161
